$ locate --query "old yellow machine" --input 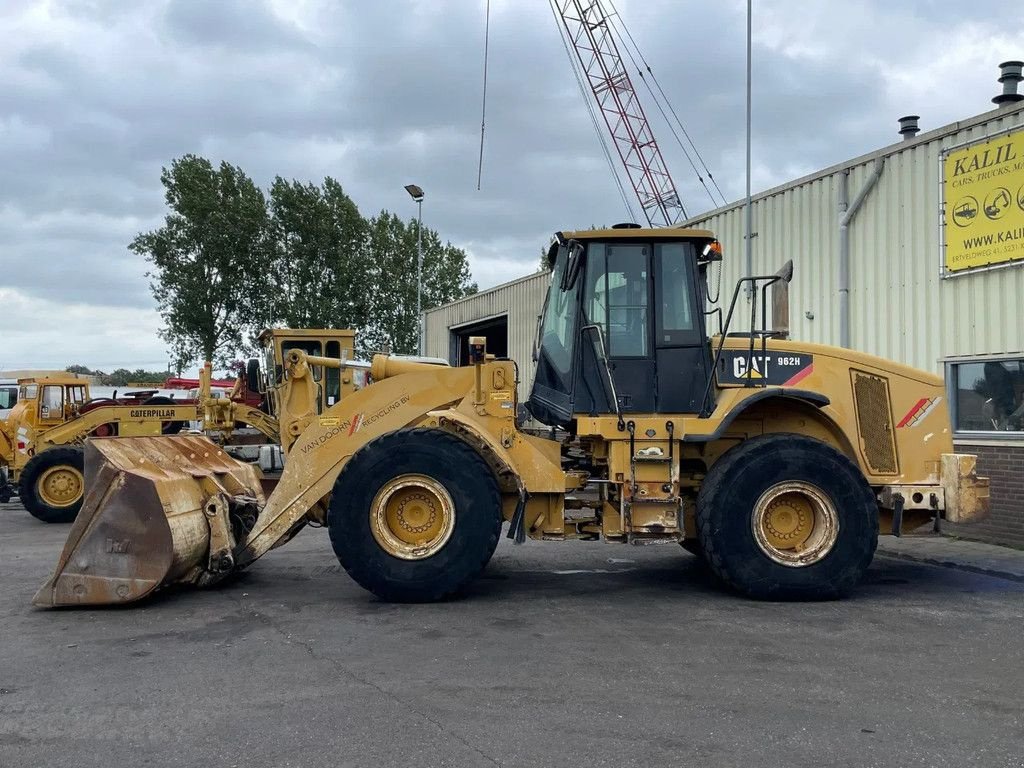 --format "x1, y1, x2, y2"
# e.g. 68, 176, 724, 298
34, 227, 988, 607
0, 375, 202, 522
3, 330, 355, 524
